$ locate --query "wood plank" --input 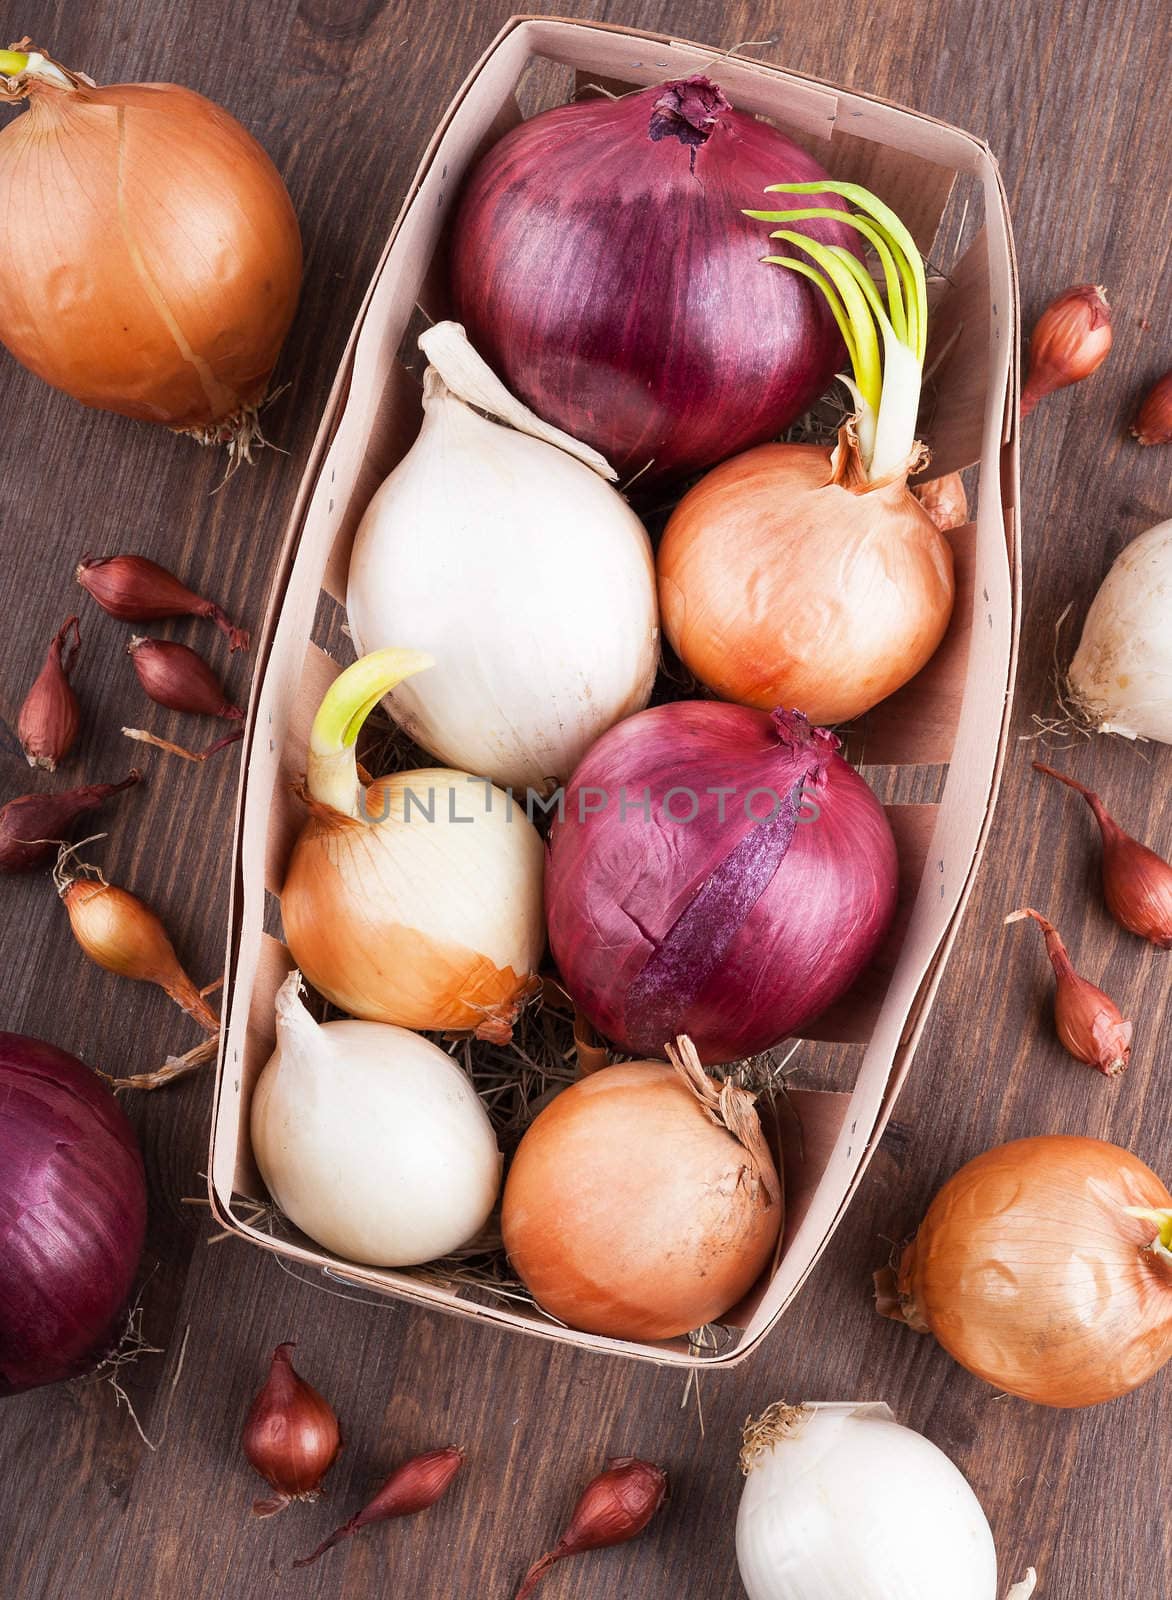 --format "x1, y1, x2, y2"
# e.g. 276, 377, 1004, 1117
1, 3, 1170, 1599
